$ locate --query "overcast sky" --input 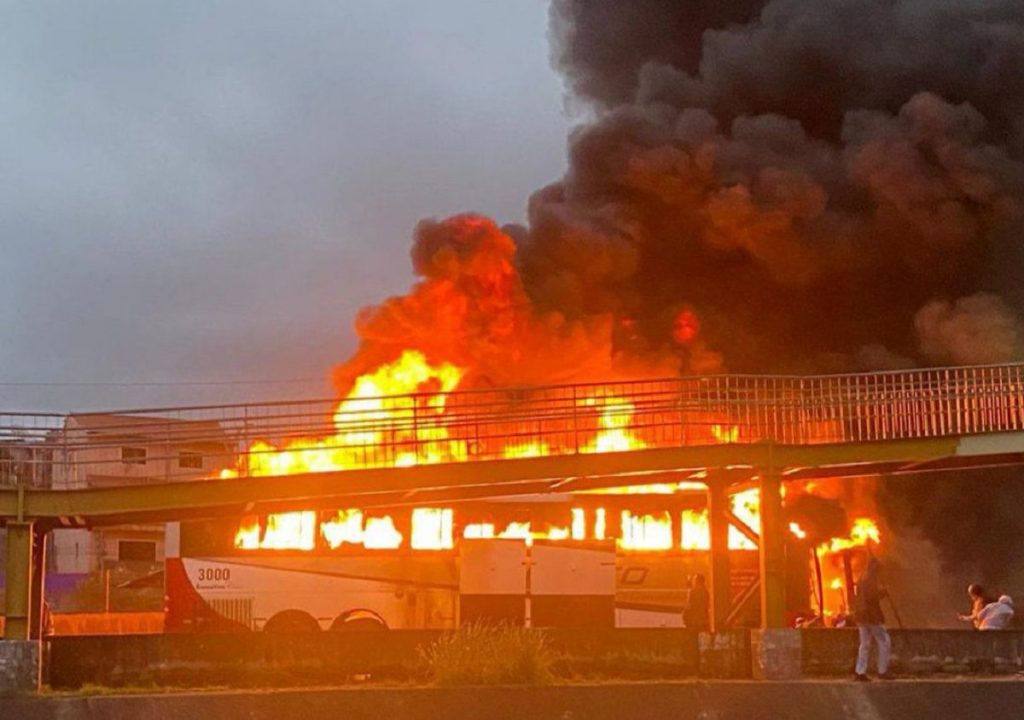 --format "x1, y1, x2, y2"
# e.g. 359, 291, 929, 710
0, 1, 568, 412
